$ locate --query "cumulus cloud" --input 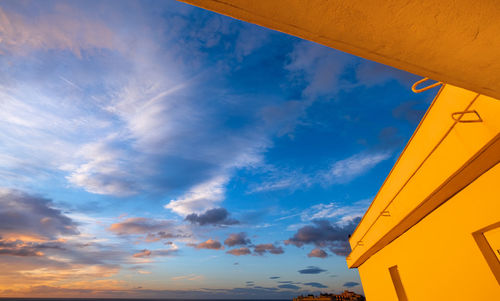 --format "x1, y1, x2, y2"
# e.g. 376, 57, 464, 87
226, 247, 251, 256
0, 188, 78, 240
307, 248, 328, 258
165, 177, 228, 216
108, 218, 175, 235
254, 244, 284, 255
285, 218, 360, 256
185, 208, 239, 226
224, 232, 251, 247
343, 282, 360, 288
298, 266, 326, 274
189, 239, 224, 250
